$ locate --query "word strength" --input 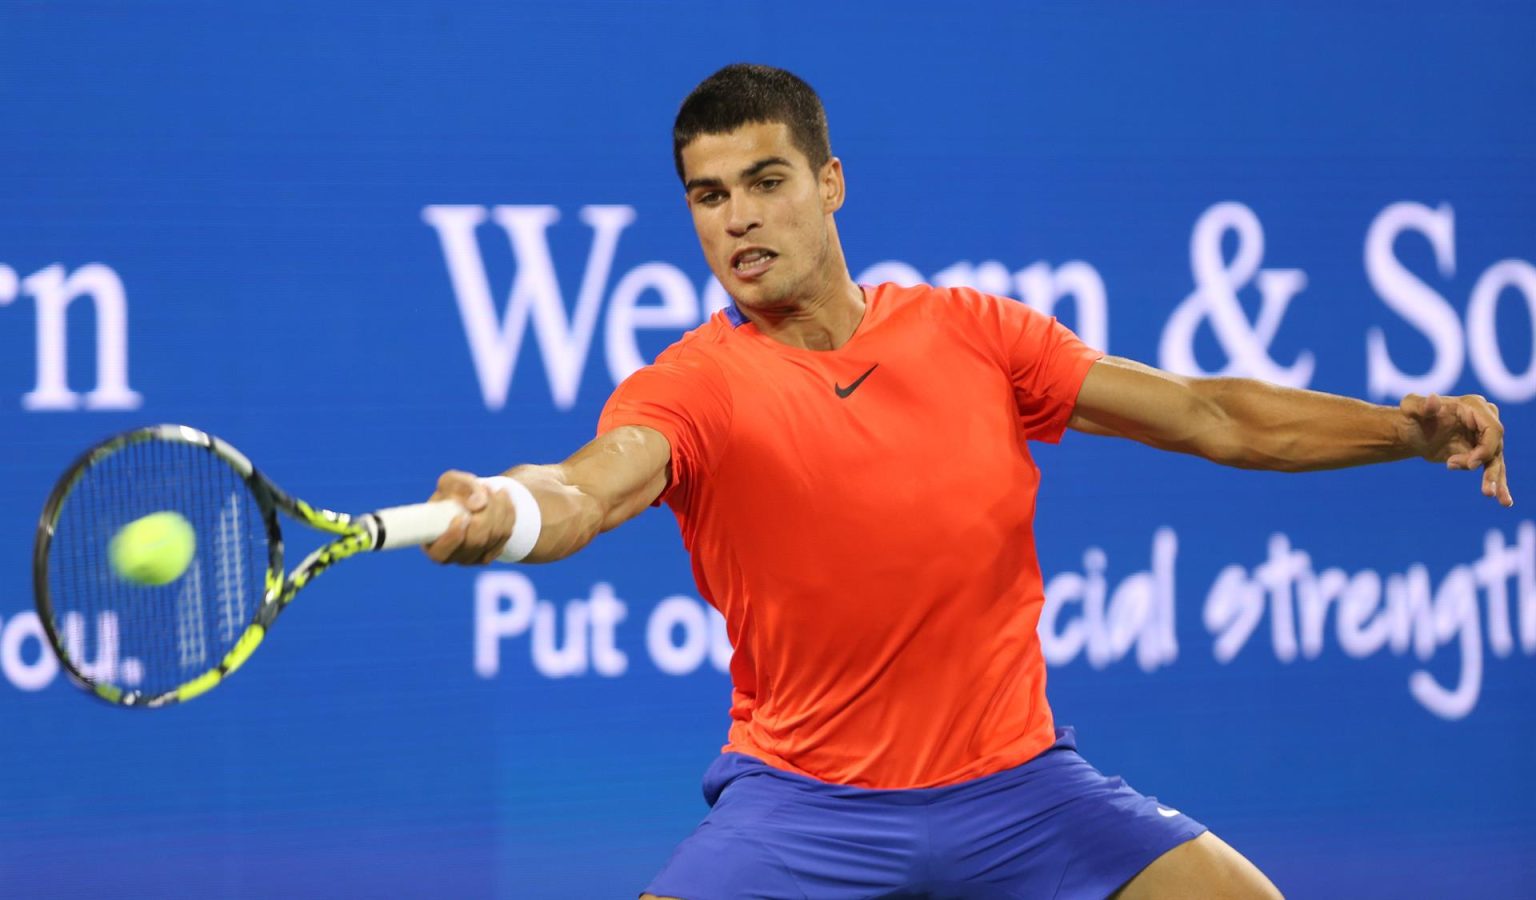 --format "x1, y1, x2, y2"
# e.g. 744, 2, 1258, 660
472, 523, 1536, 721
1199, 524, 1536, 721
